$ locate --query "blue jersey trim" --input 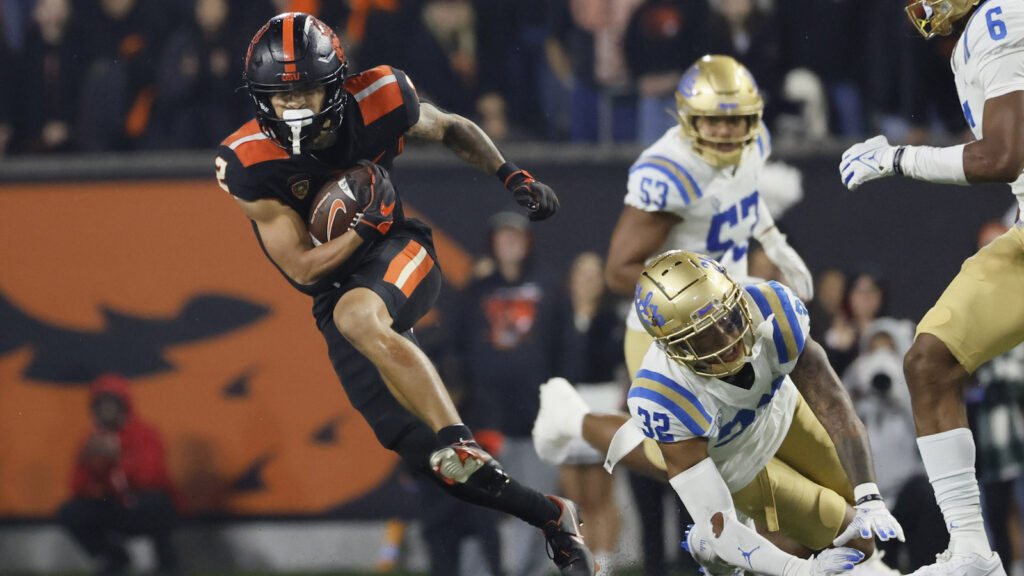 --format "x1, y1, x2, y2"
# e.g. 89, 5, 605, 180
744, 285, 788, 364
648, 155, 702, 199
628, 387, 708, 436
629, 162, 689, 205
635, 368, 713, 423
768, 281, 805, 356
